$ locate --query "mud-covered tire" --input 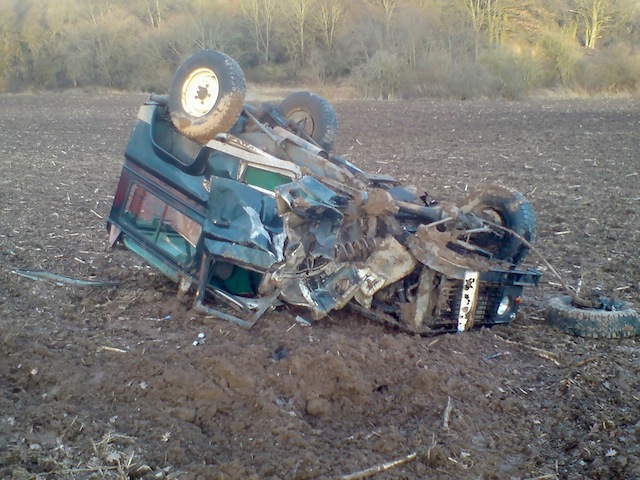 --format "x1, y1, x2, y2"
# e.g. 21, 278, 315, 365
546, 295, 640, 338
460, 185, 536, 264
279, 91, 338, 151
168, 50, 246, 143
